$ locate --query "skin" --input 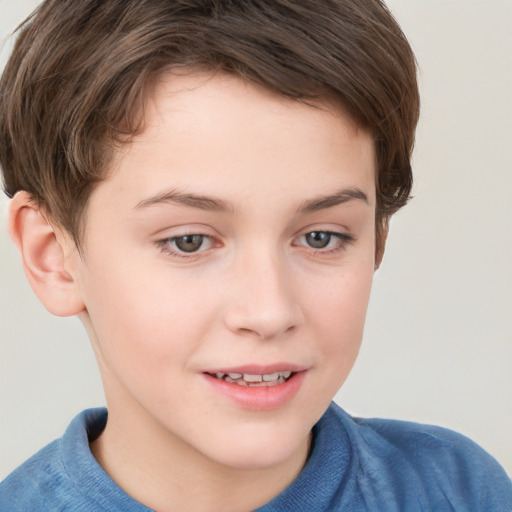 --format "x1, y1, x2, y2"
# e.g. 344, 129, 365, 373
10, 71, 379, 512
